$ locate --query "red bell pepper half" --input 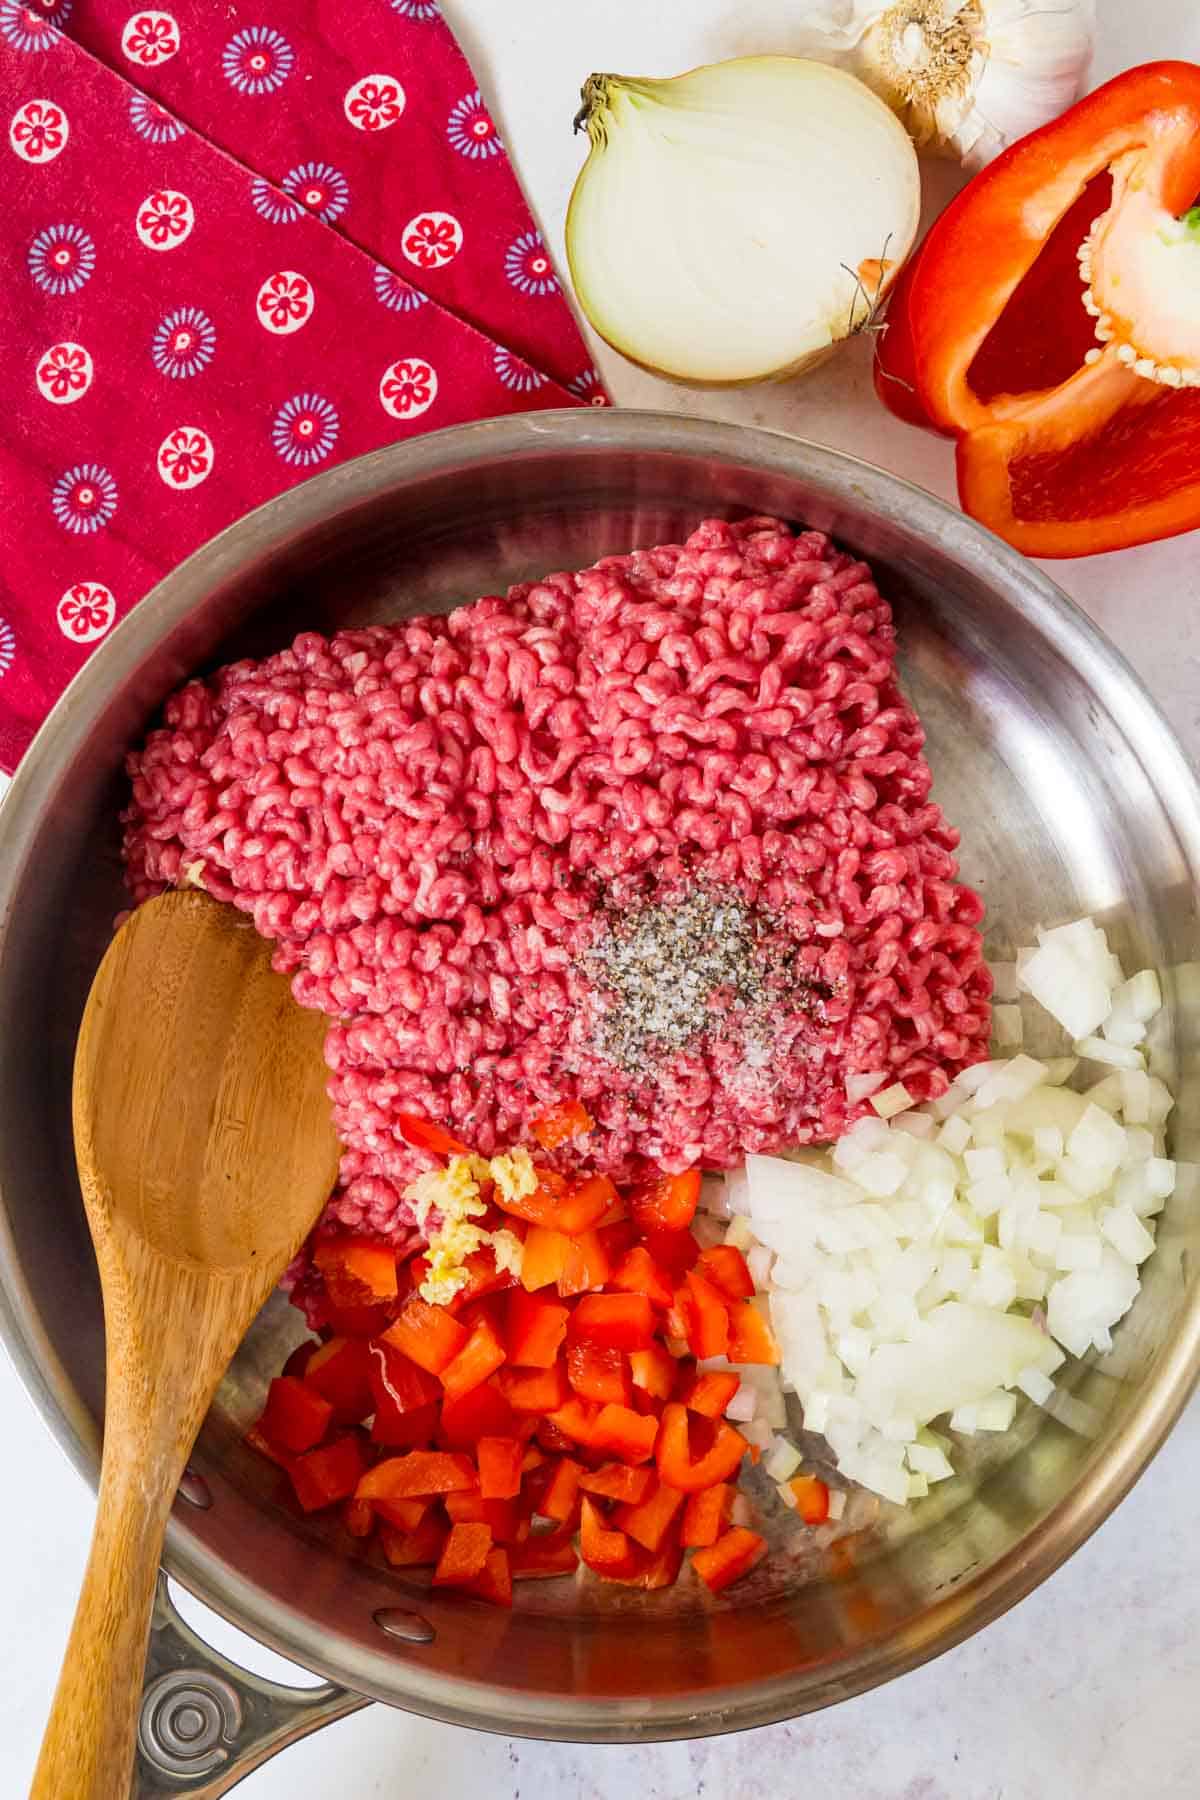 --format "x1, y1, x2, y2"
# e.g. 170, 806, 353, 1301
875, 62, 1200, 556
